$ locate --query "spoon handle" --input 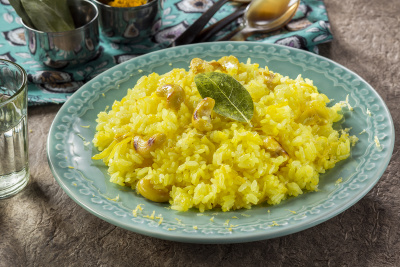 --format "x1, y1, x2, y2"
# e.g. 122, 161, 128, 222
193, 6, 246, 43
169, 0, 229, 47
217, 25, 252, 41
227, 26, 254, 41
